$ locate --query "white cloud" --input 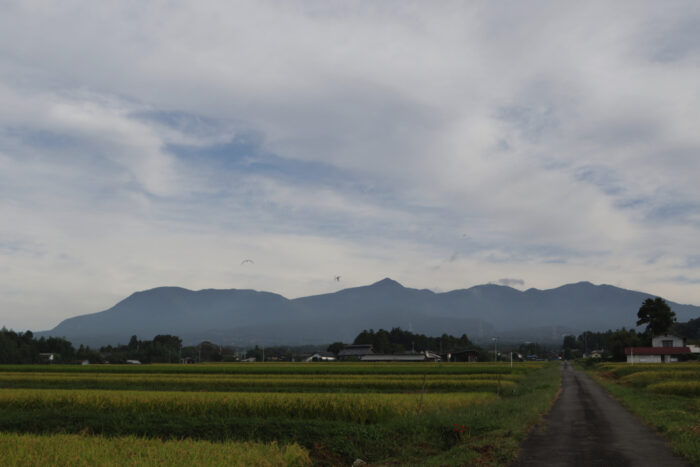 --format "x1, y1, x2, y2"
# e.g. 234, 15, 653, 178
2, 1, 700, 330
